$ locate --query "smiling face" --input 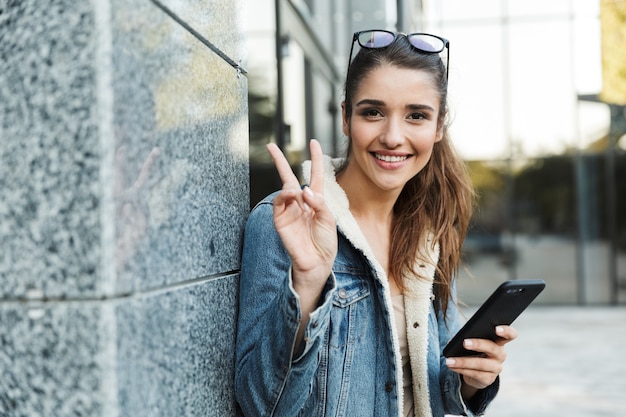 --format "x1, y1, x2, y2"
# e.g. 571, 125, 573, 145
340, 63, 443, 198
